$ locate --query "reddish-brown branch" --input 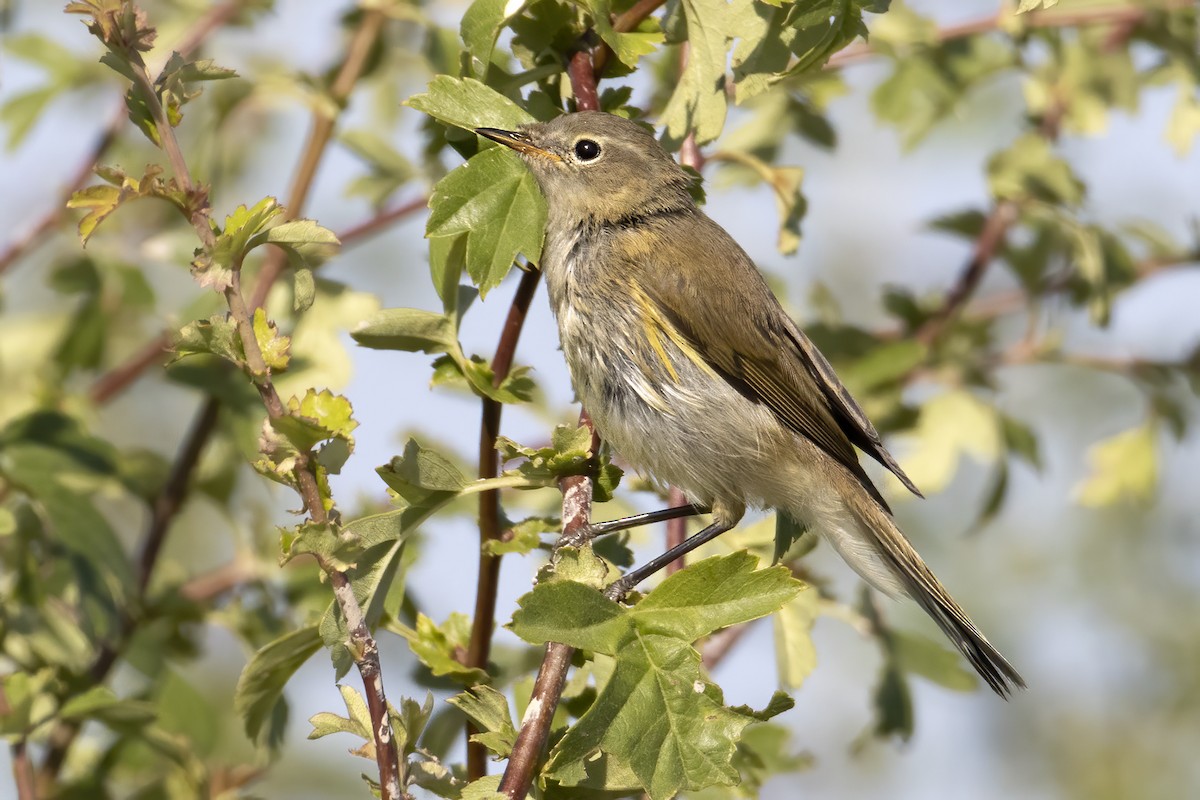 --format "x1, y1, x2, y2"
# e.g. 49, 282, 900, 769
916, 201, 1019, 346
494, 41, 607, 799
826, 2, 1190, 69
592, 0, 669, 78
465, 266, 541, 780
499, 417, 599, 800
665, 486, 688, 575
337, 195, 429, 247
